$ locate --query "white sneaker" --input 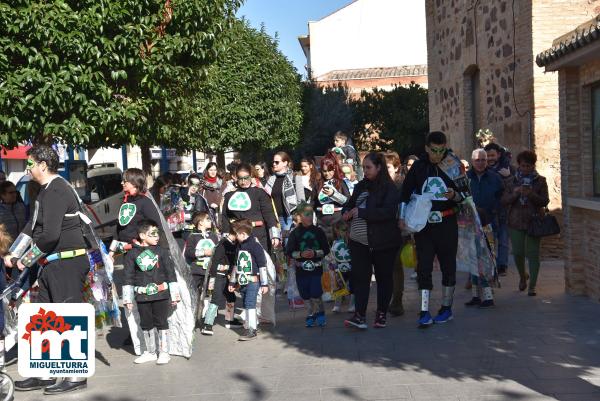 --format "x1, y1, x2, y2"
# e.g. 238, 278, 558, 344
134, 352, 157, 364
332, 305, 341, 313
411, 271, 418, 280
156, 352, 171, 365
347, 304, 355, 313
